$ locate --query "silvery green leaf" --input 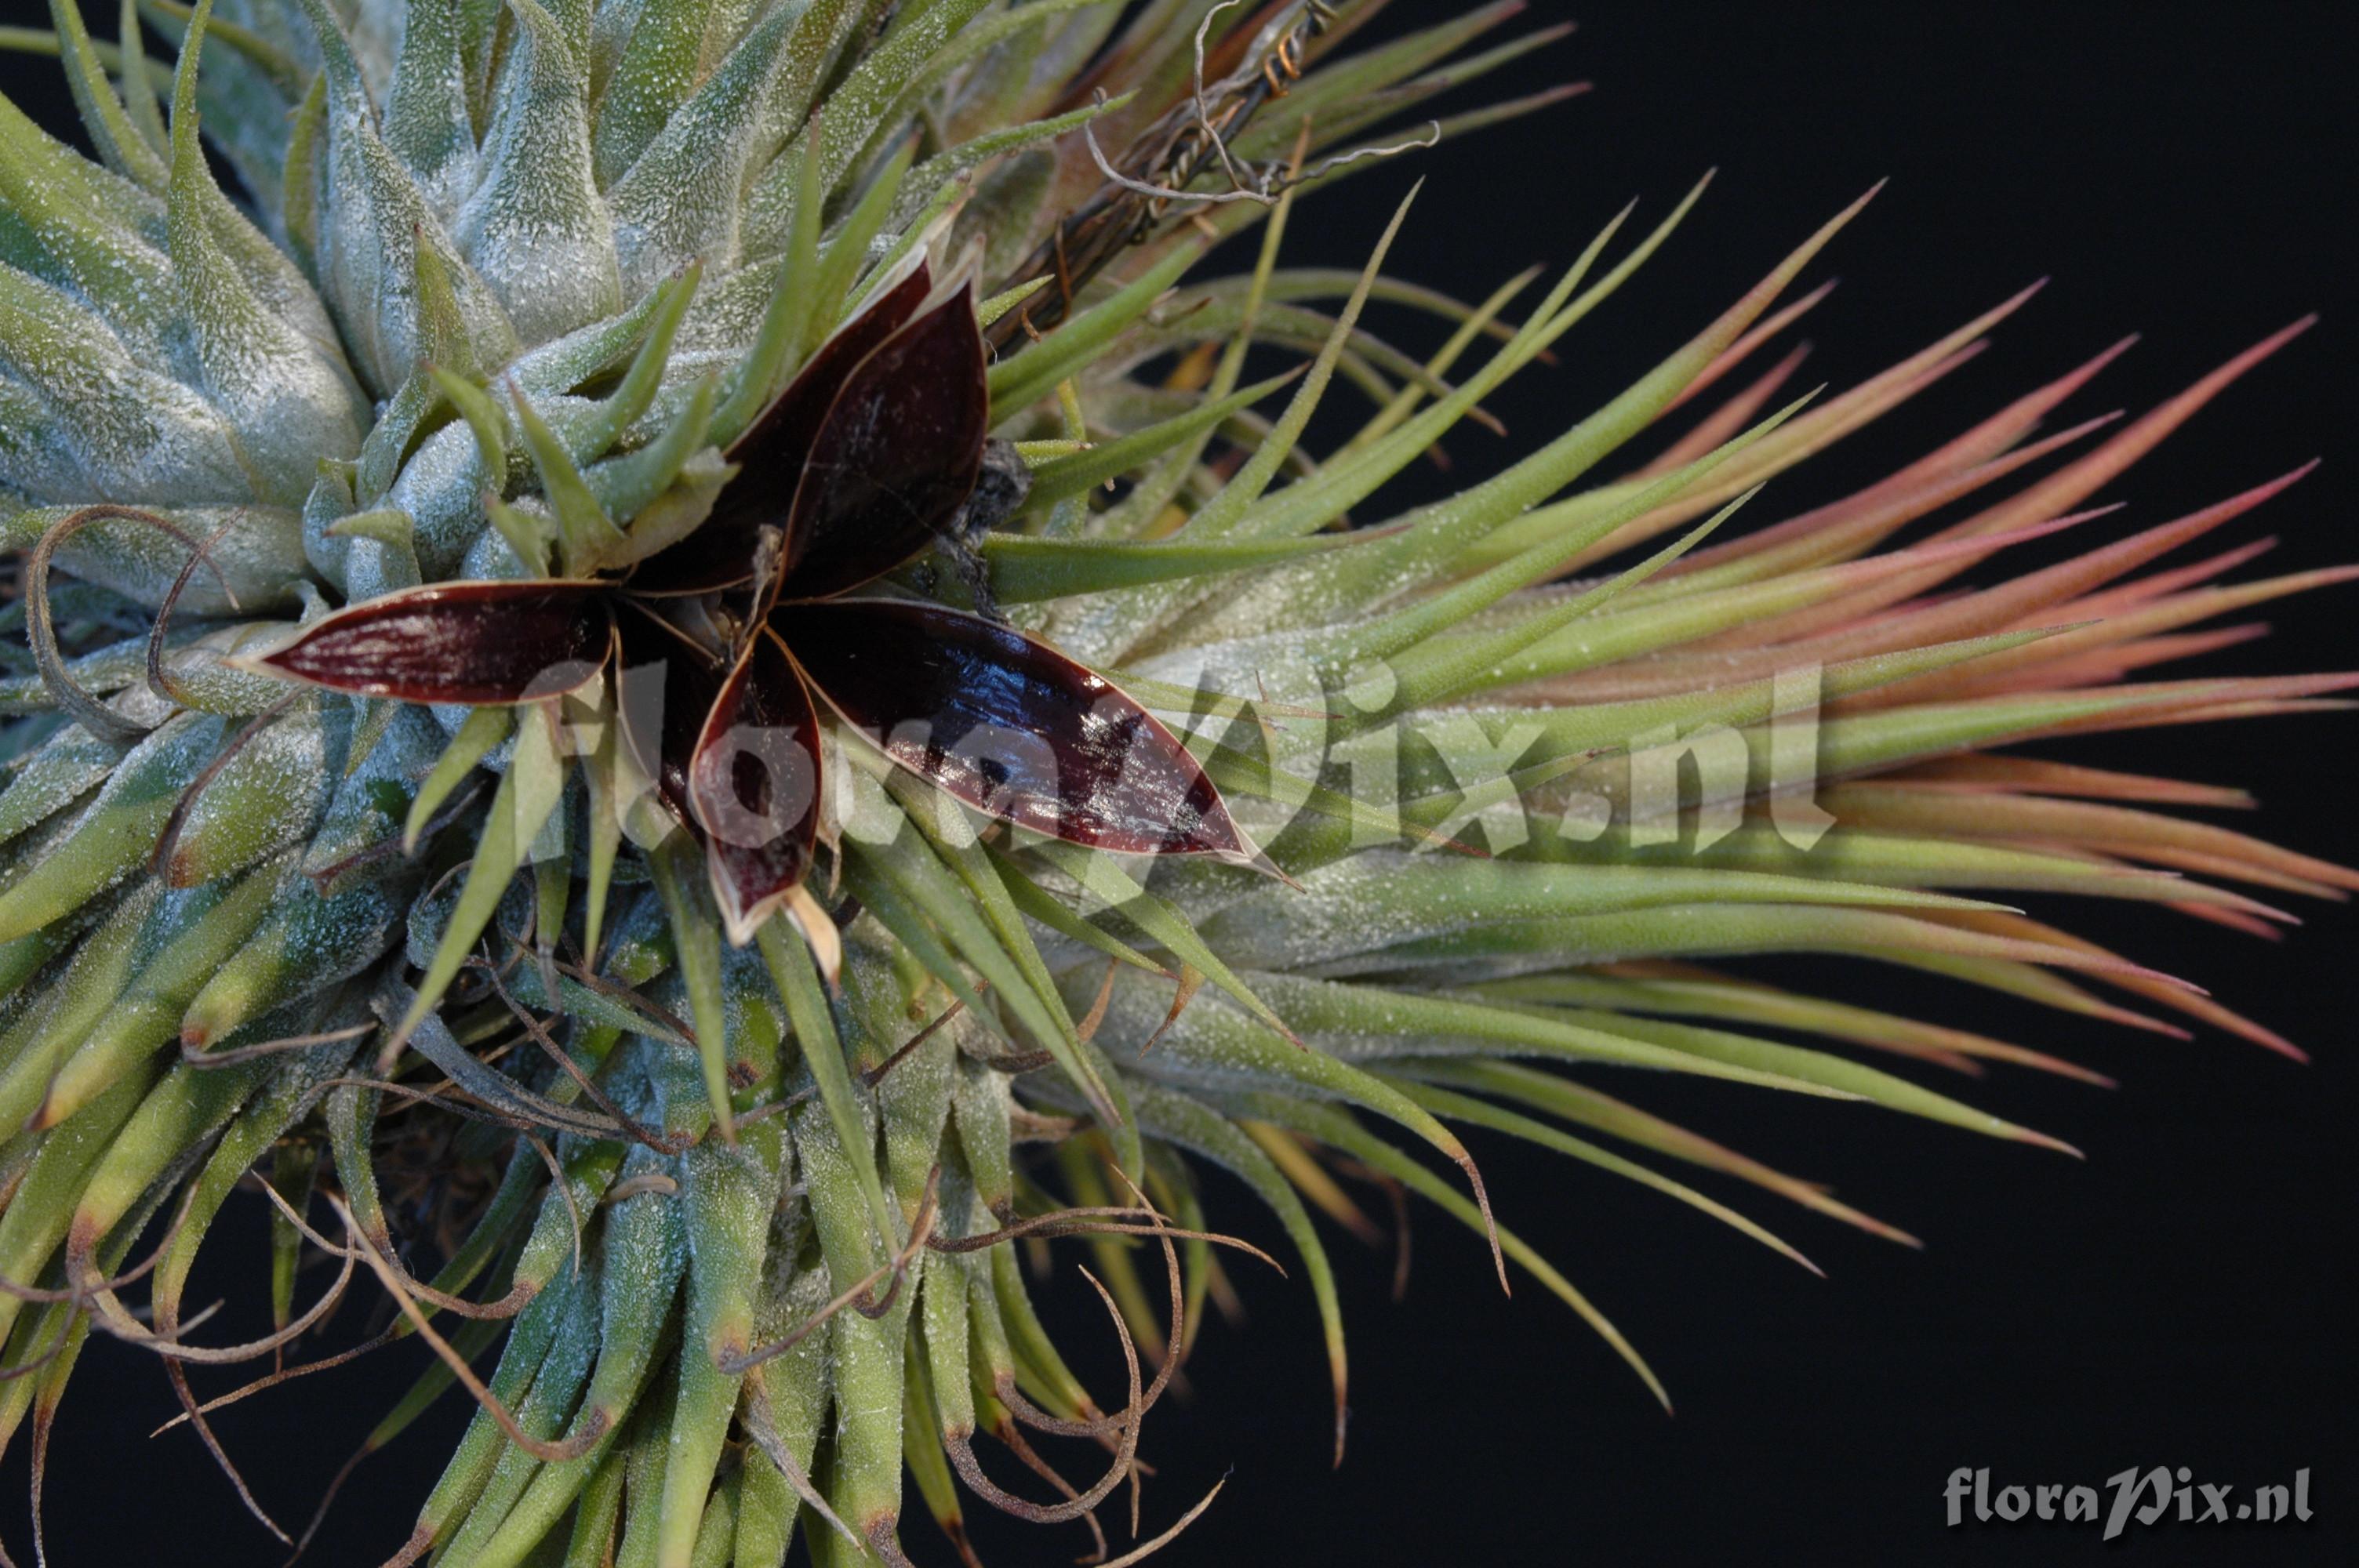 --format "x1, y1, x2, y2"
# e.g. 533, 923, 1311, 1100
583, 0, 647, 103
153, 619, 318, 714
162, 695, 346, 886
450, 0, 620, 345
588, 0, 727, 190
895, 94, 1121, 235
298, 0, 516, 395
670, 250, 784, 362
0, 85, 169, 244
1194, 852, 1994, 975
2, 502, 308, 612
0, 142, 184, 373
507, 265, 682, 400
0, 707, 227, 944
0, 699, 166, 844
731, 0, 878, 255
301, 700, 443, 877
167, 14, 369, 506
44, 0, 170, 190
604, 0, 801, 296
147, 0, 308, 222
848, 0, 1110, 191
940, 0, 1125, 136
381, 0, 478, 219
380, 414, 507, 578
335, 0, 402, 100
0, 376, 90, 503
794, 0, 990, 201
459, 511, 540, 579
581, 387, 724, 537
300, 463, 419, 601
0, 263, 252, 503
